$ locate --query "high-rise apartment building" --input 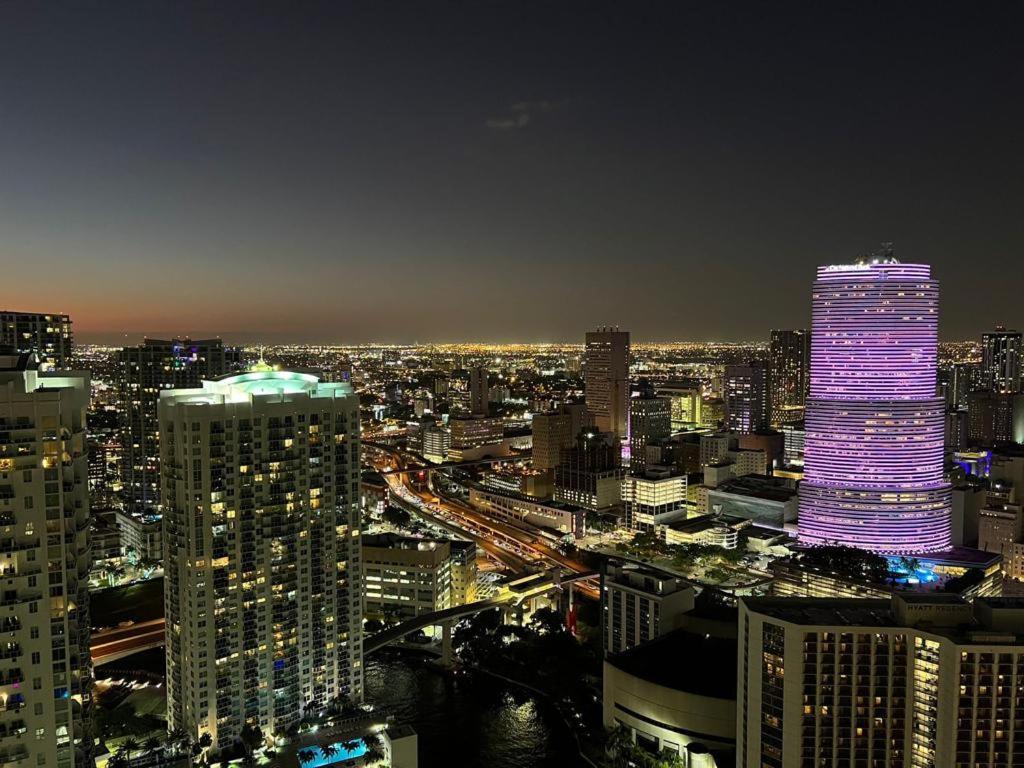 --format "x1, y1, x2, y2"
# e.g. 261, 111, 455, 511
724, 362, 769, 434
0, 354, 92, 768
585, 328, 630, 440
768, 329, 810, 425
160, 368, 362, 751
531, 404, 590, 471
983, 327, 1022, 394
117, 338, 241, 513
798, 259, 951, 554
739, 593, 1024, 768
601, 561, 693, 655
468, 366, 488, 416
967, 390, 1022, 446
0, 311, 73, 368
628, 390, 671, 474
